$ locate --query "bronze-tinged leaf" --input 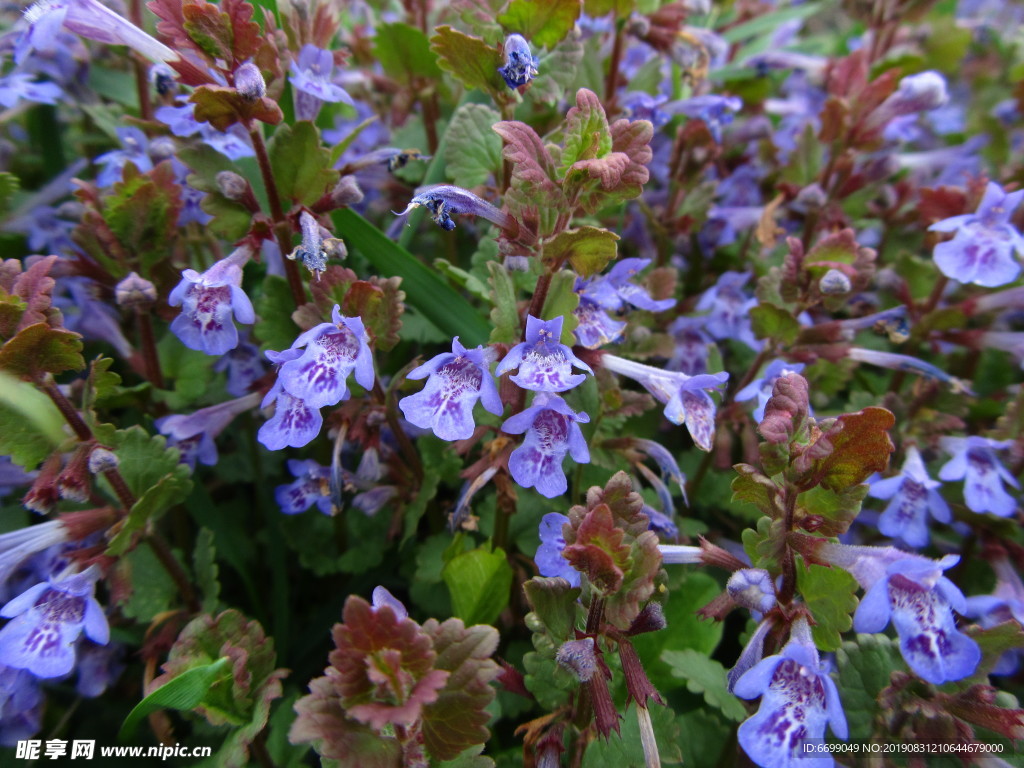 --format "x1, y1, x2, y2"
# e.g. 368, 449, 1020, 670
190, 85, 284, 132
2, 255, 61, 337
563, 503, 632, 595
608, 117, 652, 198
559, 89, 612, 178
181, 0, 233, 62
105, 162, 184, 274
796, 407, 895, 493
430, 26, 505, 96
342, 277, 405, 353
919, 186, 968, 226
221, 0, 263, 64
420, 618, 500, 761
576, 470, 646, 535
0, 323, 84, 379
290, 677, 403, 768
758, 373, 810, 445
492, 121, 565, 204
330, 597, 441, 730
